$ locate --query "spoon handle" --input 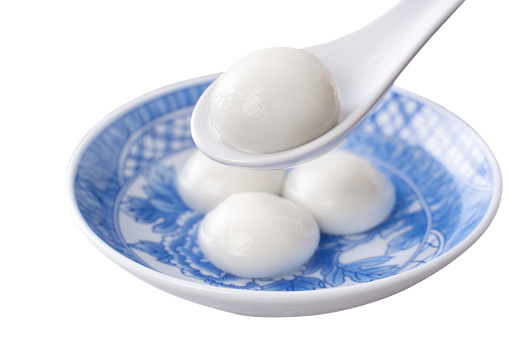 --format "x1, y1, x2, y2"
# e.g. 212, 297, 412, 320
308, 0, 465, 113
